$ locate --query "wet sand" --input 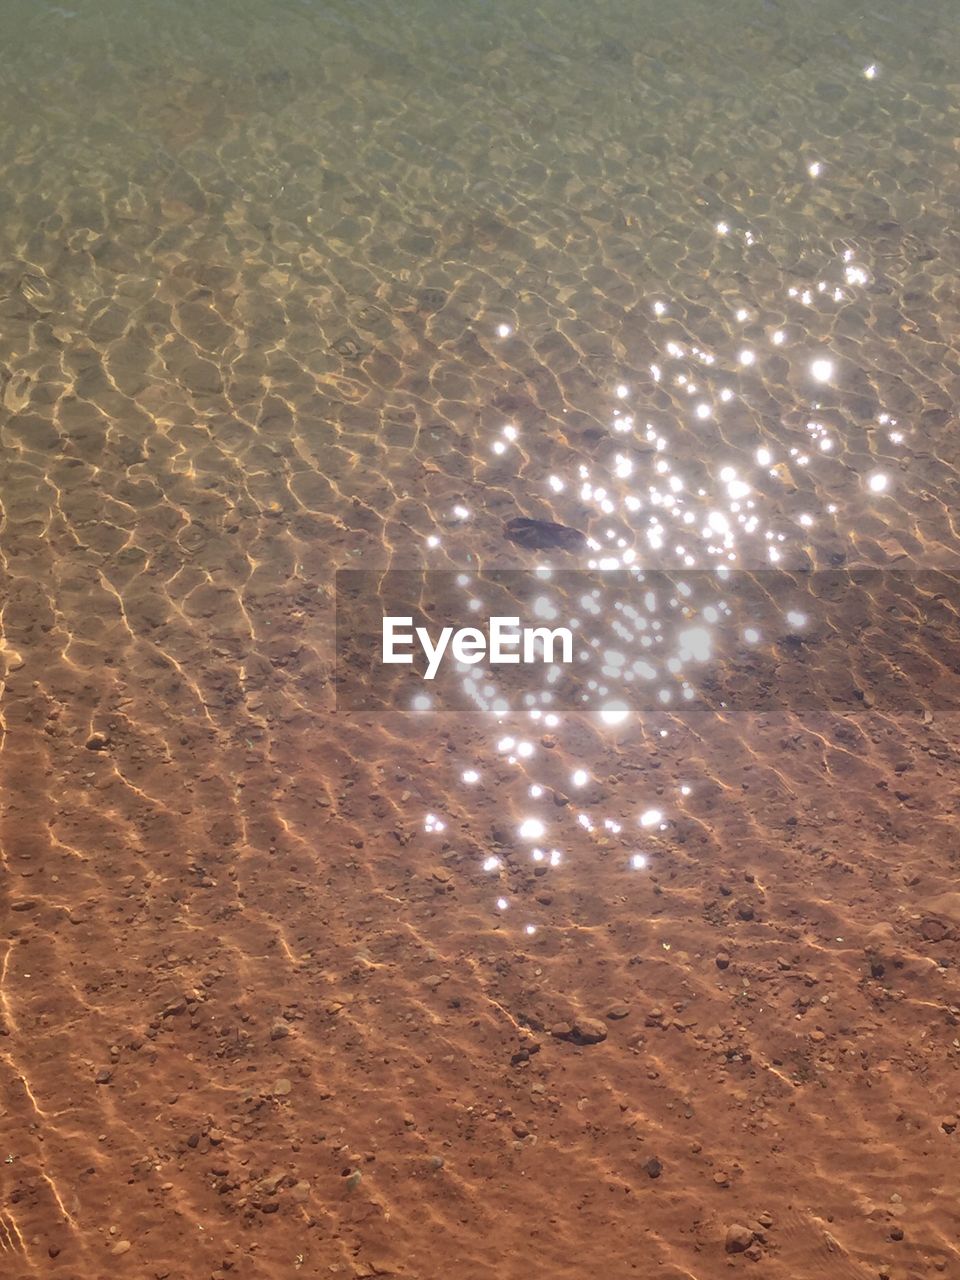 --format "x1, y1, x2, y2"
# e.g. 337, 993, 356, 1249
2, 0, 960, 1276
